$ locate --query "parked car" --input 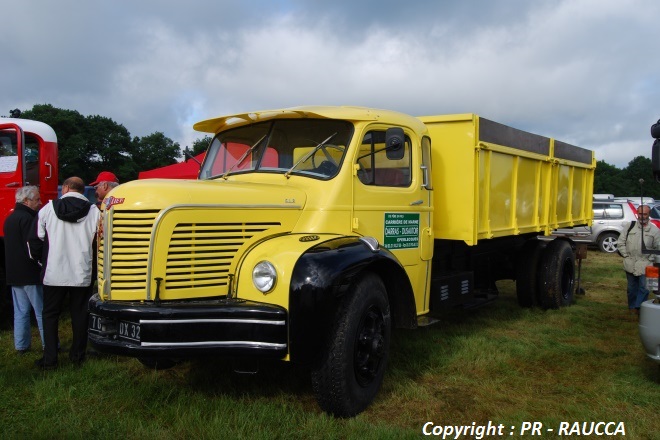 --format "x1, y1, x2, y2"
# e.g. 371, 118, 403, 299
615, 197, 654, 210
553, 200, 638, 253
639, 298, 660, 366
648, 203, 660, 229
